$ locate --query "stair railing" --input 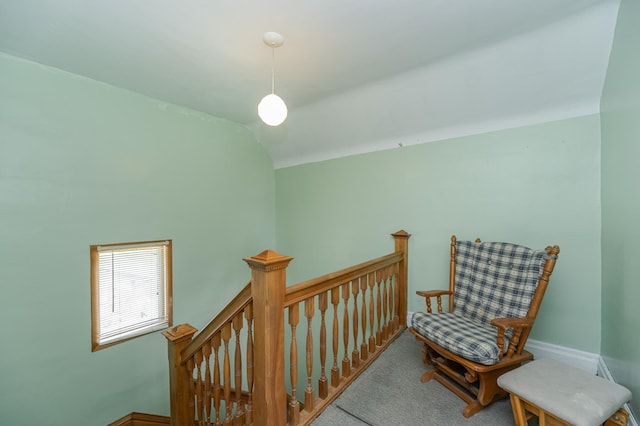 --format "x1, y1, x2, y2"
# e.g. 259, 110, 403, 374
164, 230, 410, 426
